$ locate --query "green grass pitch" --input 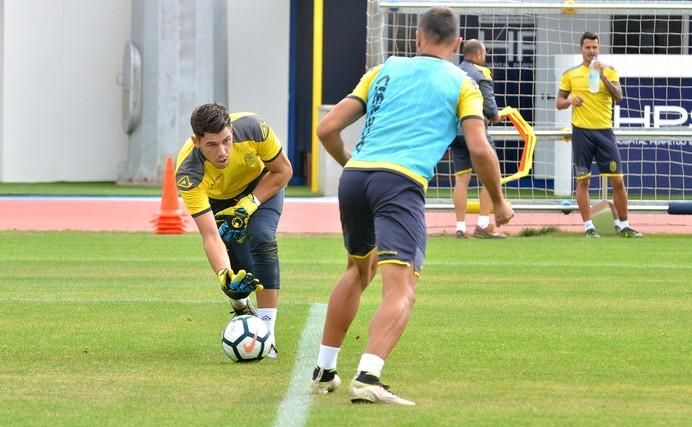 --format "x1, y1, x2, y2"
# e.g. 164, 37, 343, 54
1, 231, 690, 426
